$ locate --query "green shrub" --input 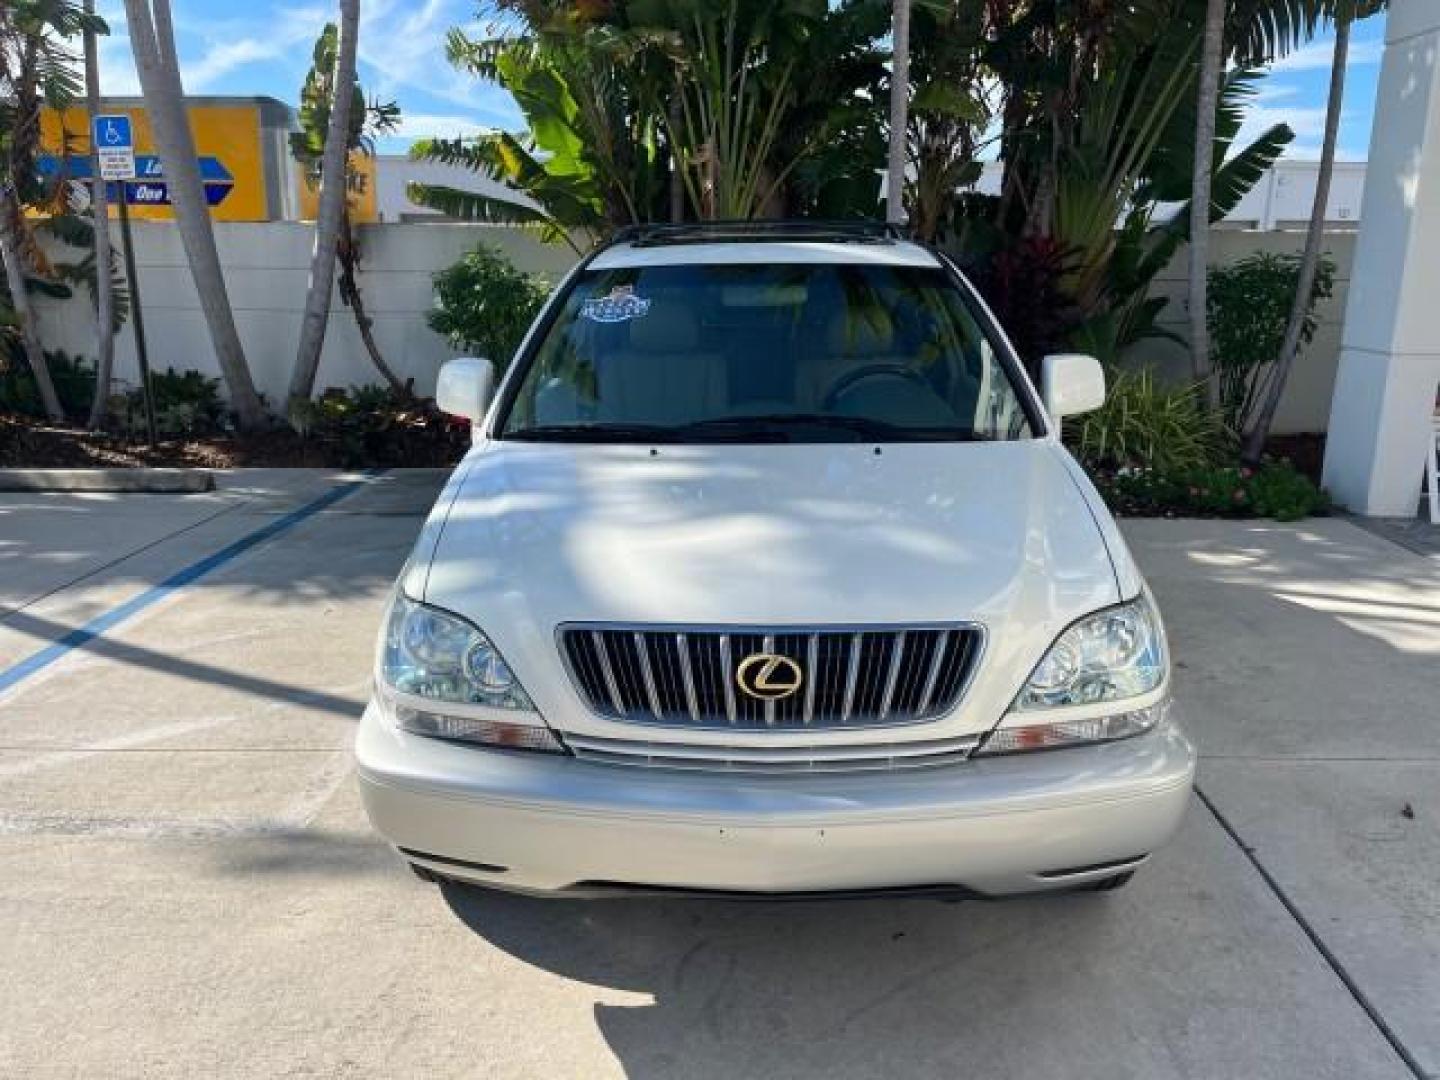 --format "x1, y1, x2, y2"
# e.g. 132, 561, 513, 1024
1208, 252, 1335, 432
114, 368, 228, 438
1094, 460, 1329, 521
427, 245, 549, 375
1067, 366, 1232, 474
0, 350, 96, 419
293, 385, 469, 468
